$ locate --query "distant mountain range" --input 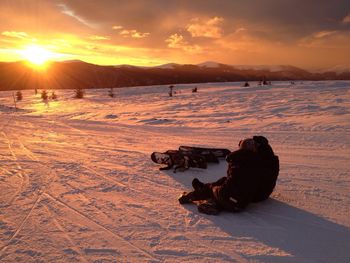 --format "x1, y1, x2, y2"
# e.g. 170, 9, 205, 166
1, 60, 350, 91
